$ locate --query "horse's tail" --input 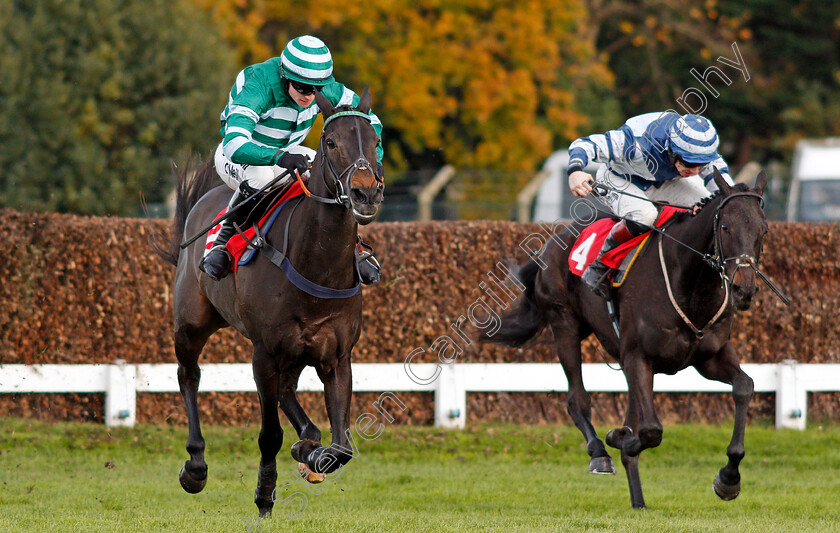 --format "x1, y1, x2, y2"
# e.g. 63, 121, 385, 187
150, 156, 218, 267
480, 260, 546, 347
